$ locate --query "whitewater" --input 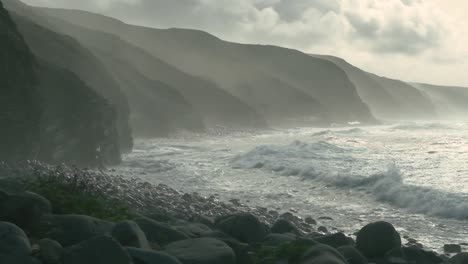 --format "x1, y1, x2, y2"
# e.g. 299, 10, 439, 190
115, 122, 468, 251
